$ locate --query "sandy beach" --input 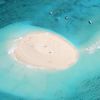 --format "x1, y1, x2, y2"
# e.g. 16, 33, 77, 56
9, 31, 79, 71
